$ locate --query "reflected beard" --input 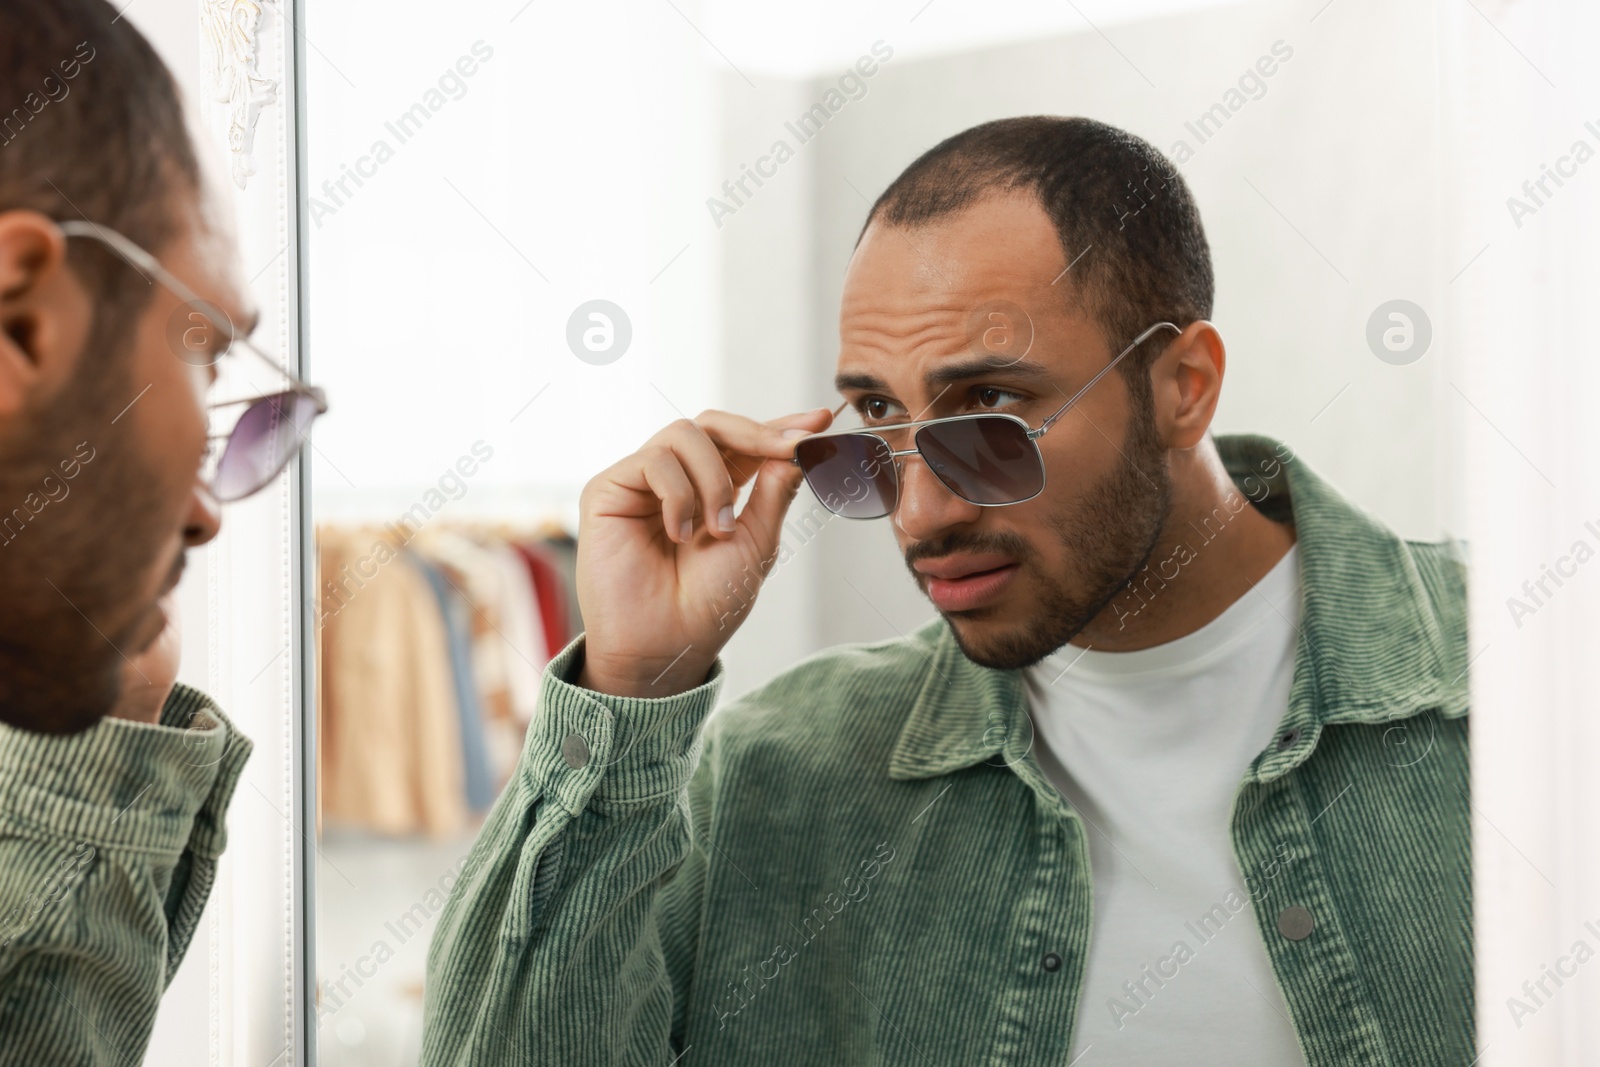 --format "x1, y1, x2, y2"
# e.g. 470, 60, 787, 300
946, 406, 1171, 671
